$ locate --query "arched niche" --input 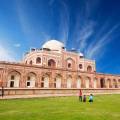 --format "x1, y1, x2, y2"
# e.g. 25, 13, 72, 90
7, 71, 21, 88
100, 78, 105, 88
48, 59, 56, 68
66, 58, 75, 69
36, 57, 41, 64
26, 72, 36, 88
87, 66, 92, 72
55, 74, 62, 88
41, 74, 50, 88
